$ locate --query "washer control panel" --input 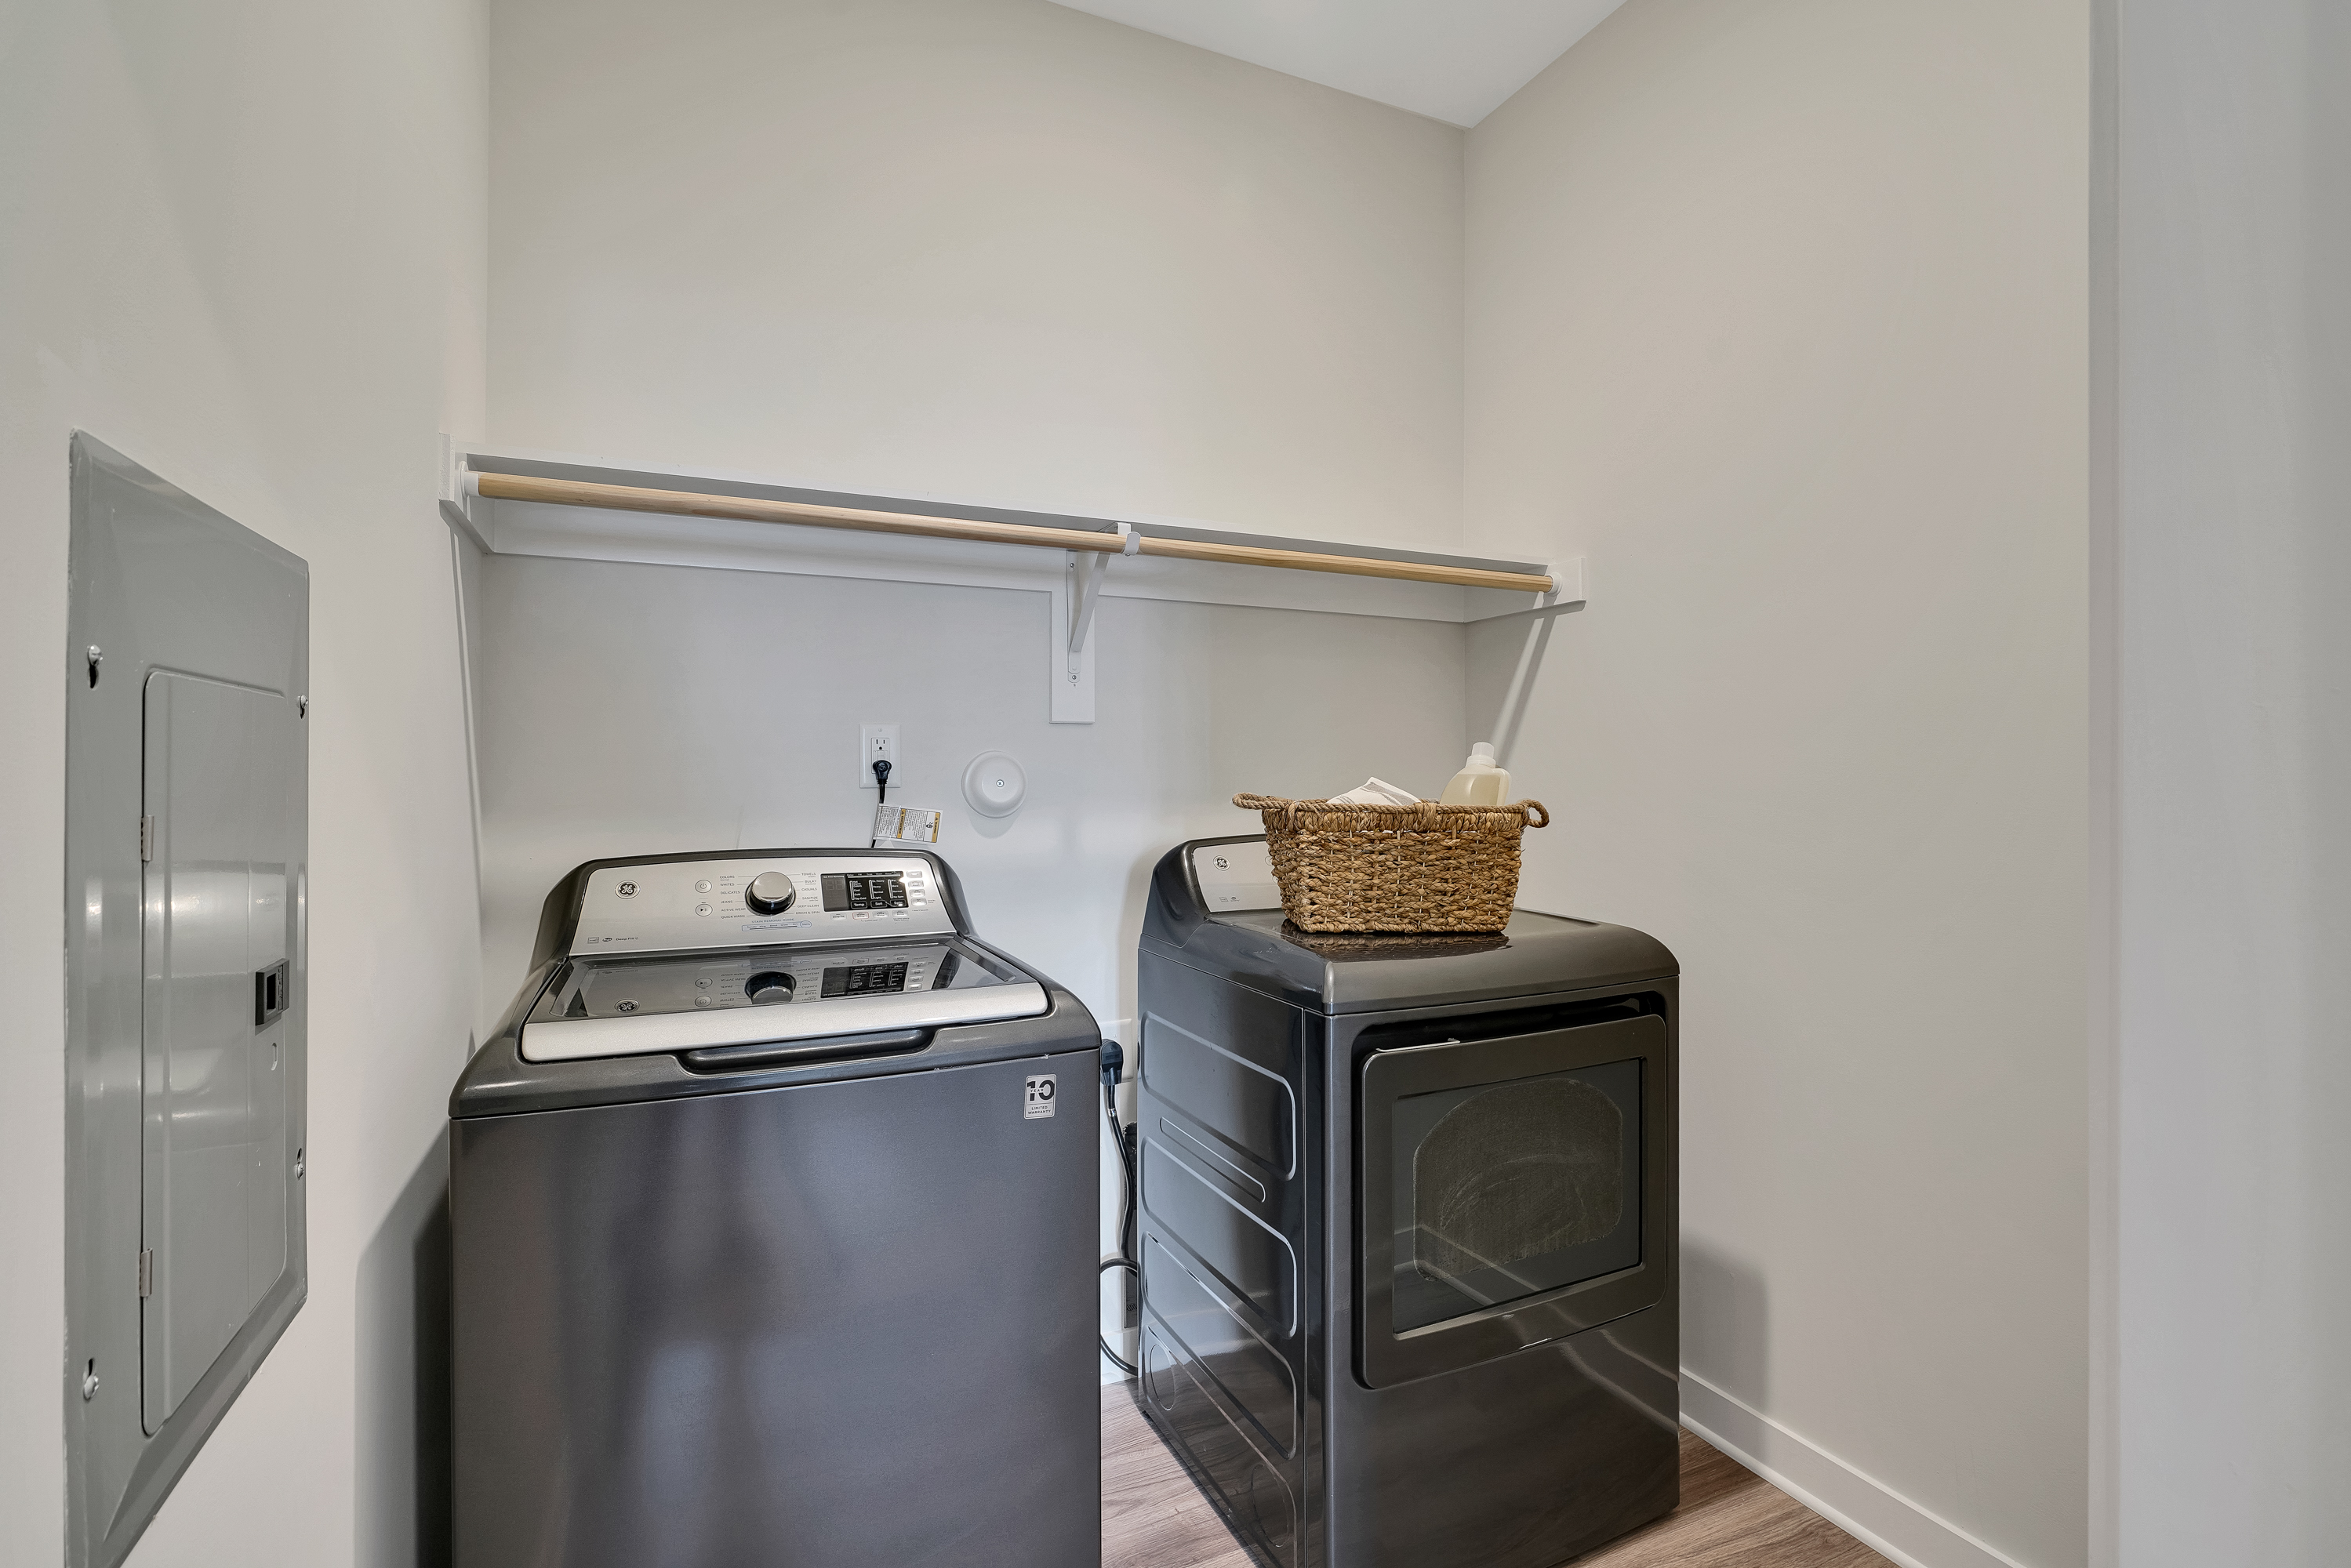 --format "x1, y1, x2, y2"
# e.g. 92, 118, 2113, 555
569, 854, 952, 956
1189, 837, 1283, 914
